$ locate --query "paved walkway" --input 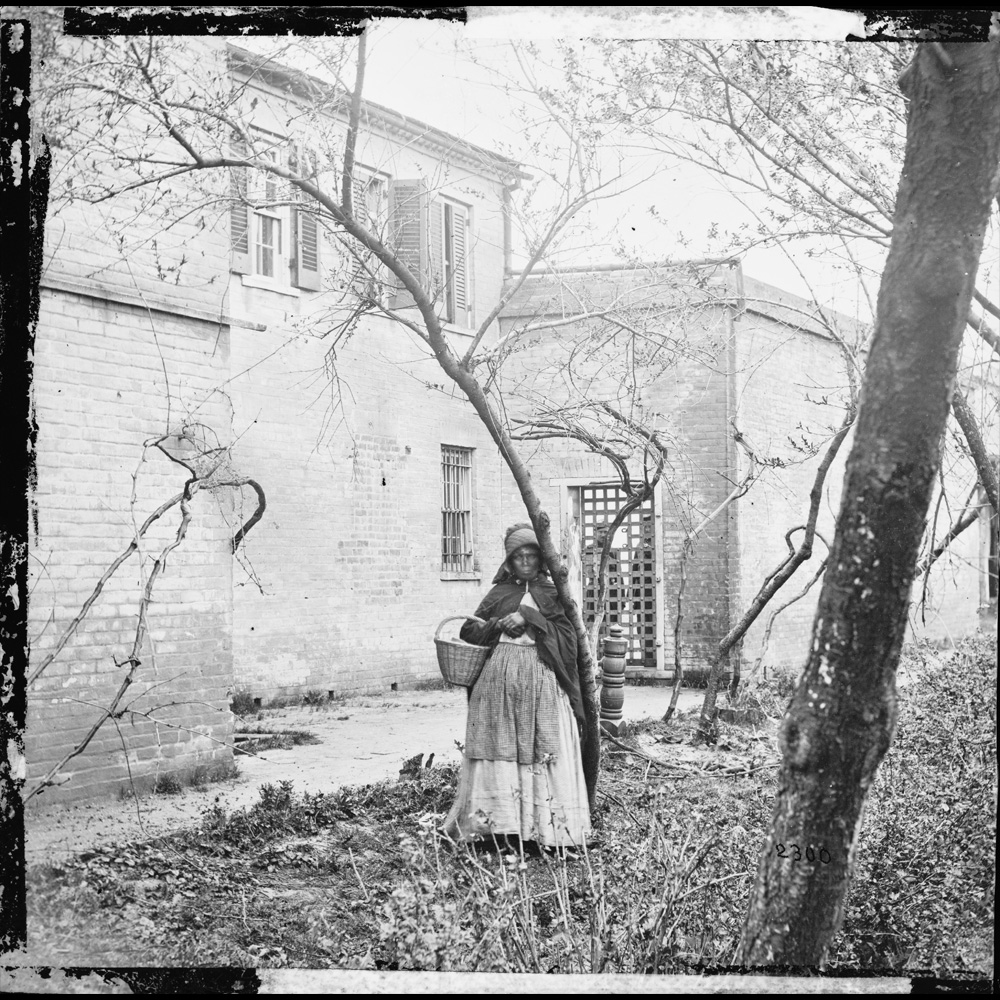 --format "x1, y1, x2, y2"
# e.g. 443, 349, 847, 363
26, 684, 704, 864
